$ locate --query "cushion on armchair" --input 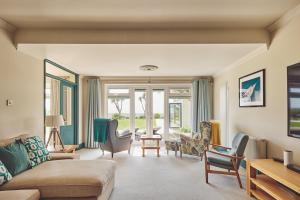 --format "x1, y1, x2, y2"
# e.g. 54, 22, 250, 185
117, 130, 132, 138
